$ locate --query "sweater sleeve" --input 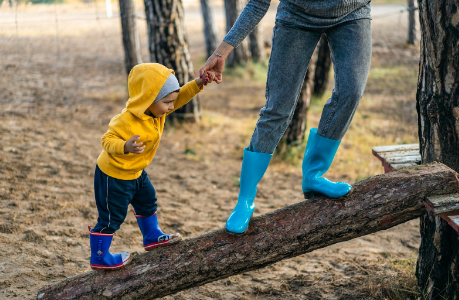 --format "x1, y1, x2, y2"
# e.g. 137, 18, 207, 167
101, 115, 131, 155
223, 0, 271, 48
167, 80, 204, 115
